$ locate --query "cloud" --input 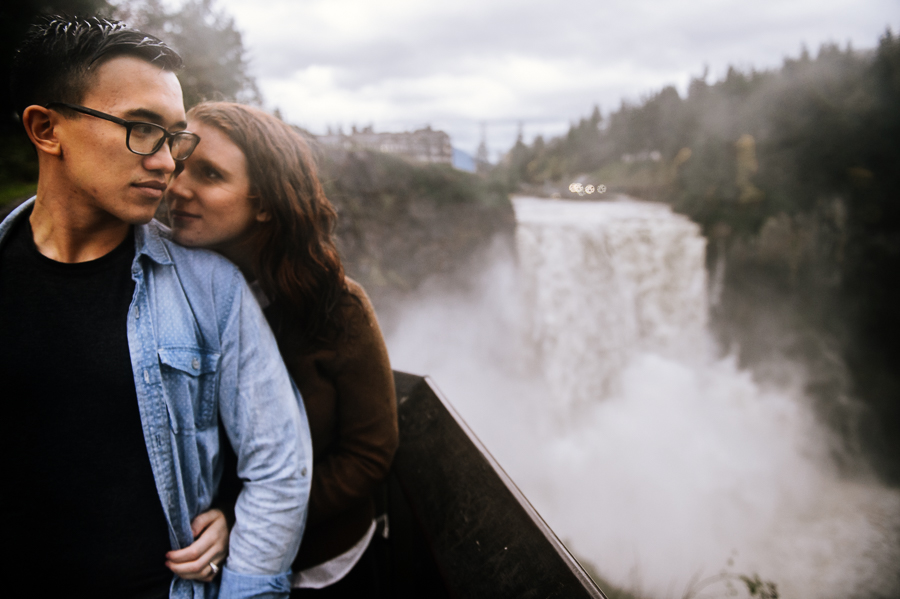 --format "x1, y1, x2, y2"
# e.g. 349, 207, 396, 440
219, 0, 897, 154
